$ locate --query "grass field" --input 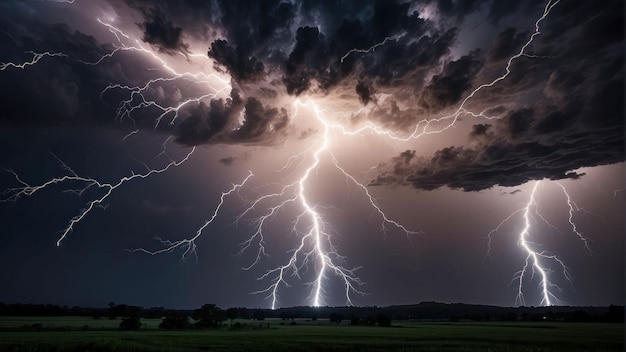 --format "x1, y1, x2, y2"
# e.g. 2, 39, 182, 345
0, 317, 622, 351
